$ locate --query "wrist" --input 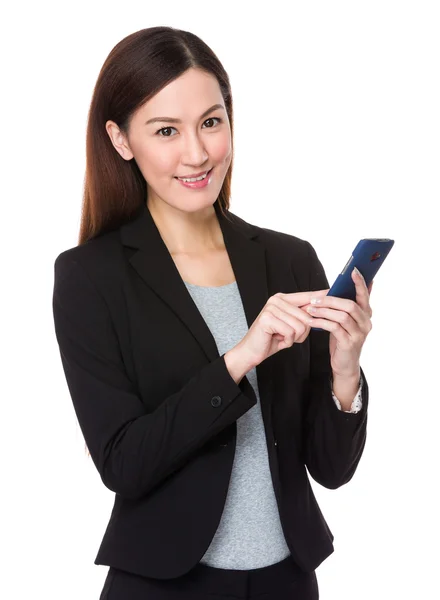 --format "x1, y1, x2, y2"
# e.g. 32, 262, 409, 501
332, 365, 361, 382
331, 368, 361, 409
224, 344, 256, 384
